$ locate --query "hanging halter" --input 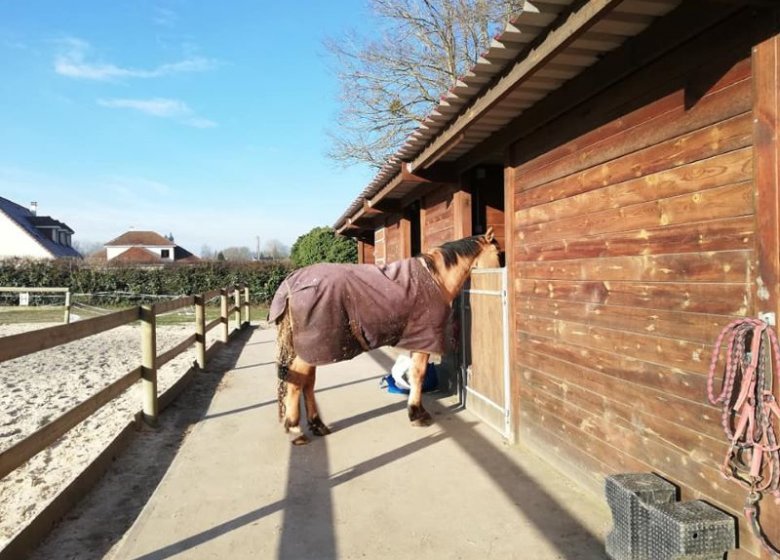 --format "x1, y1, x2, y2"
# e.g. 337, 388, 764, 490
707, 318, 780, 557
